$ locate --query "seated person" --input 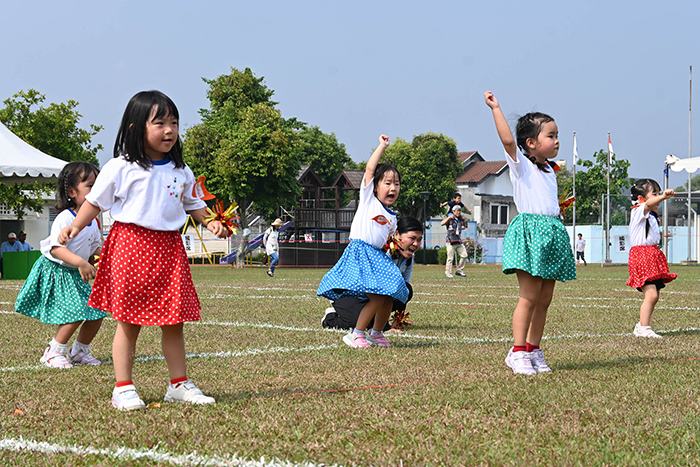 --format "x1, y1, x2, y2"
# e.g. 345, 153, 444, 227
322, 217, 423, 331
439, 192, 471, 215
